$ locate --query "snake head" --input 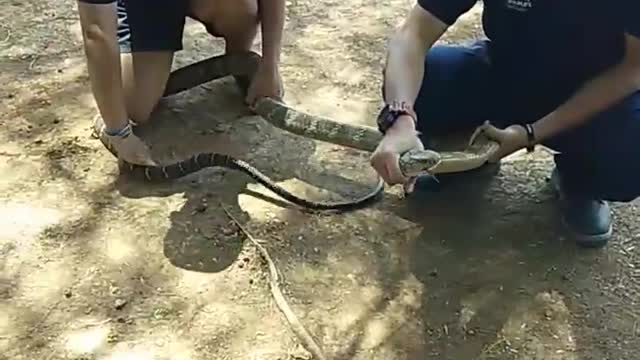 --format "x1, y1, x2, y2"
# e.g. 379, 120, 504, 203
398, 148, 442, 177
